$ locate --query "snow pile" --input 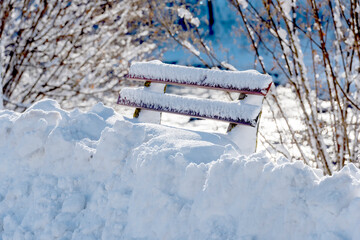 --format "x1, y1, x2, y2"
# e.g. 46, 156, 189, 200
1, 100, 360, 239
